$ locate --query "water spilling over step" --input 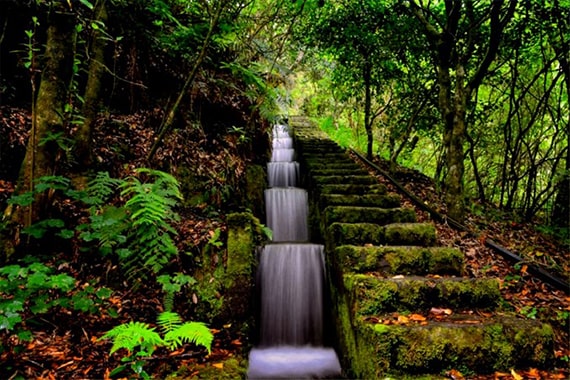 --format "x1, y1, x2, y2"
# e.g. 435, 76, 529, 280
247, 122, 342, 379
267, 162, 300, 187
